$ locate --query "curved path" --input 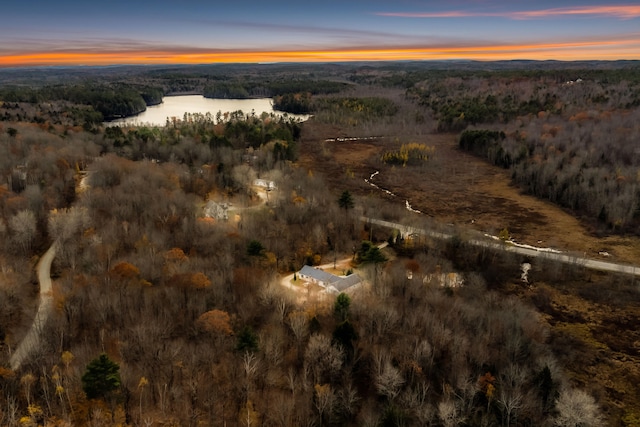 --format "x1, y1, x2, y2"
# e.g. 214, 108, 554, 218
10, 243, 57, 371
365, 217, 640, 277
